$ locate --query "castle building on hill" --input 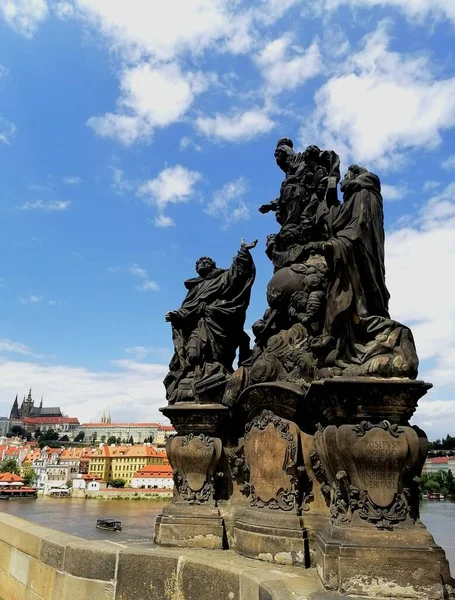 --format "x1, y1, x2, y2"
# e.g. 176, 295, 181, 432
9, 389, 63, 420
